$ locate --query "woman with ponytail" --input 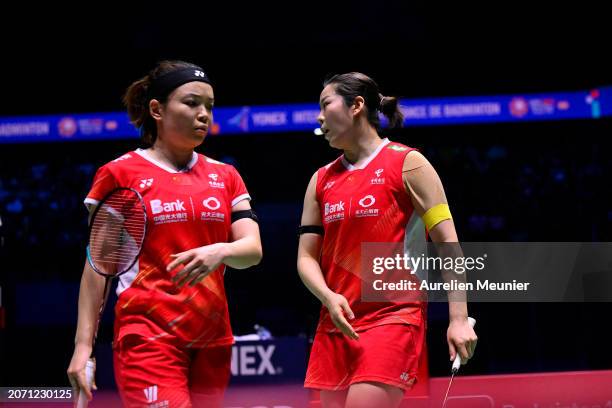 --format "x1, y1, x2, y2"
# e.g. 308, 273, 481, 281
67, 60, 262, 407
298, 73, 477, 407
